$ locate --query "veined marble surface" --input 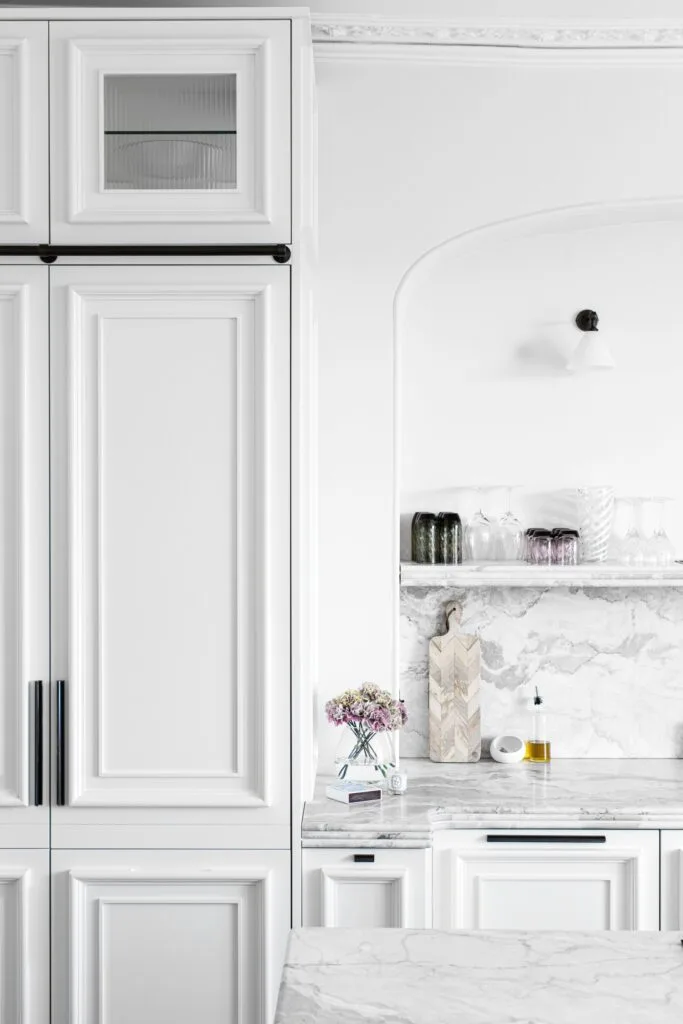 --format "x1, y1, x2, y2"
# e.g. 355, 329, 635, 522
401, 585, 683, 758
303, 758, 683, 846
275, 928, 683, 1024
